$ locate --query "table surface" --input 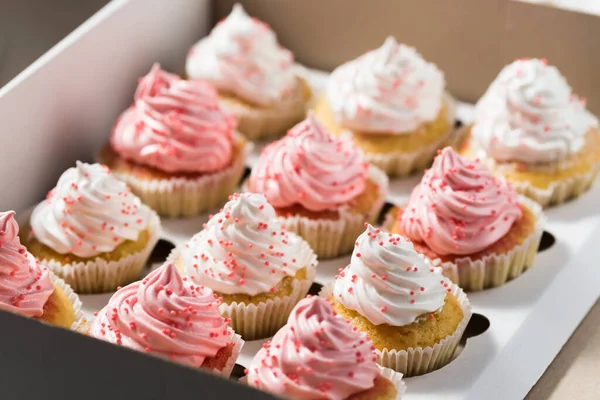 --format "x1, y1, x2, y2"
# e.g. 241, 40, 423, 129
0, 1, 598, 398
